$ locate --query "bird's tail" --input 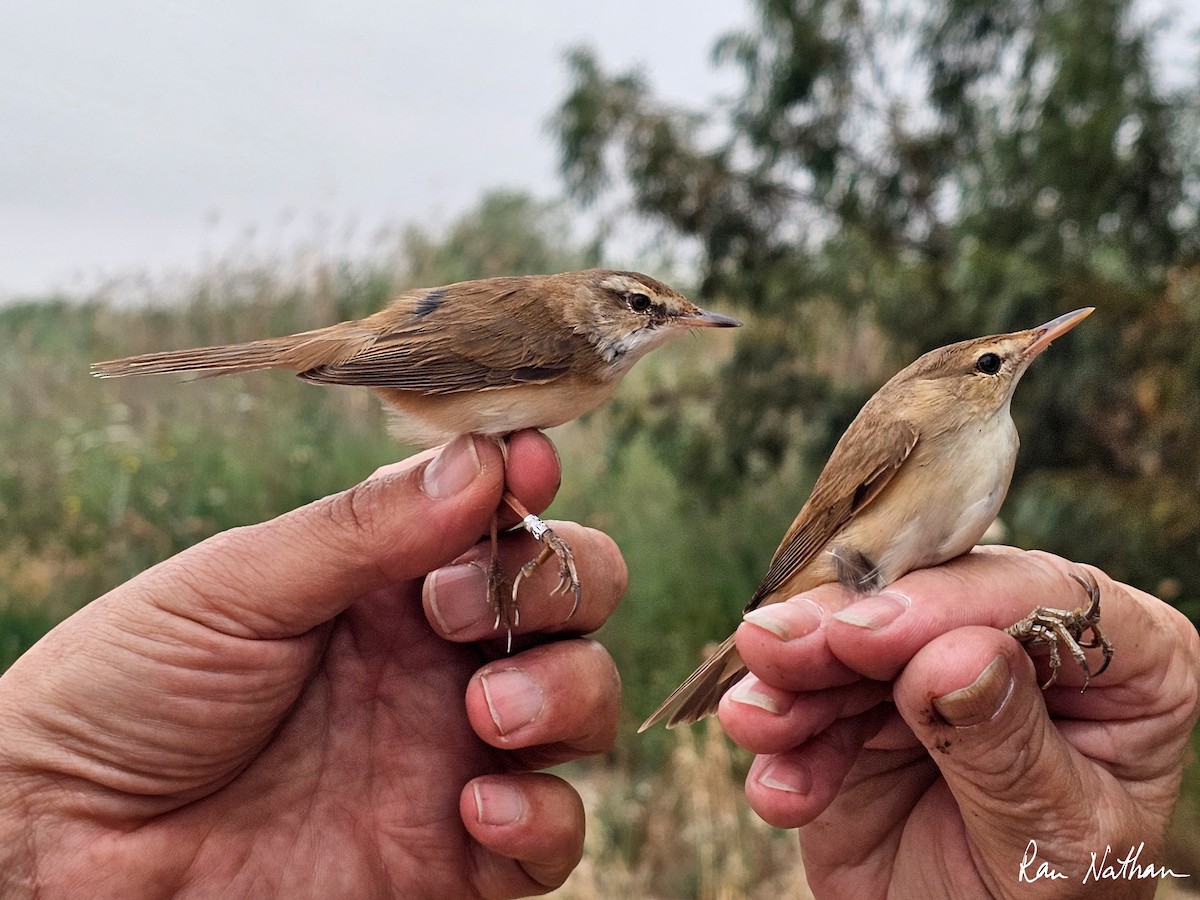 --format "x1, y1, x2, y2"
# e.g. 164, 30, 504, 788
638, 634, 747, 731
92, 326, 376, 378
